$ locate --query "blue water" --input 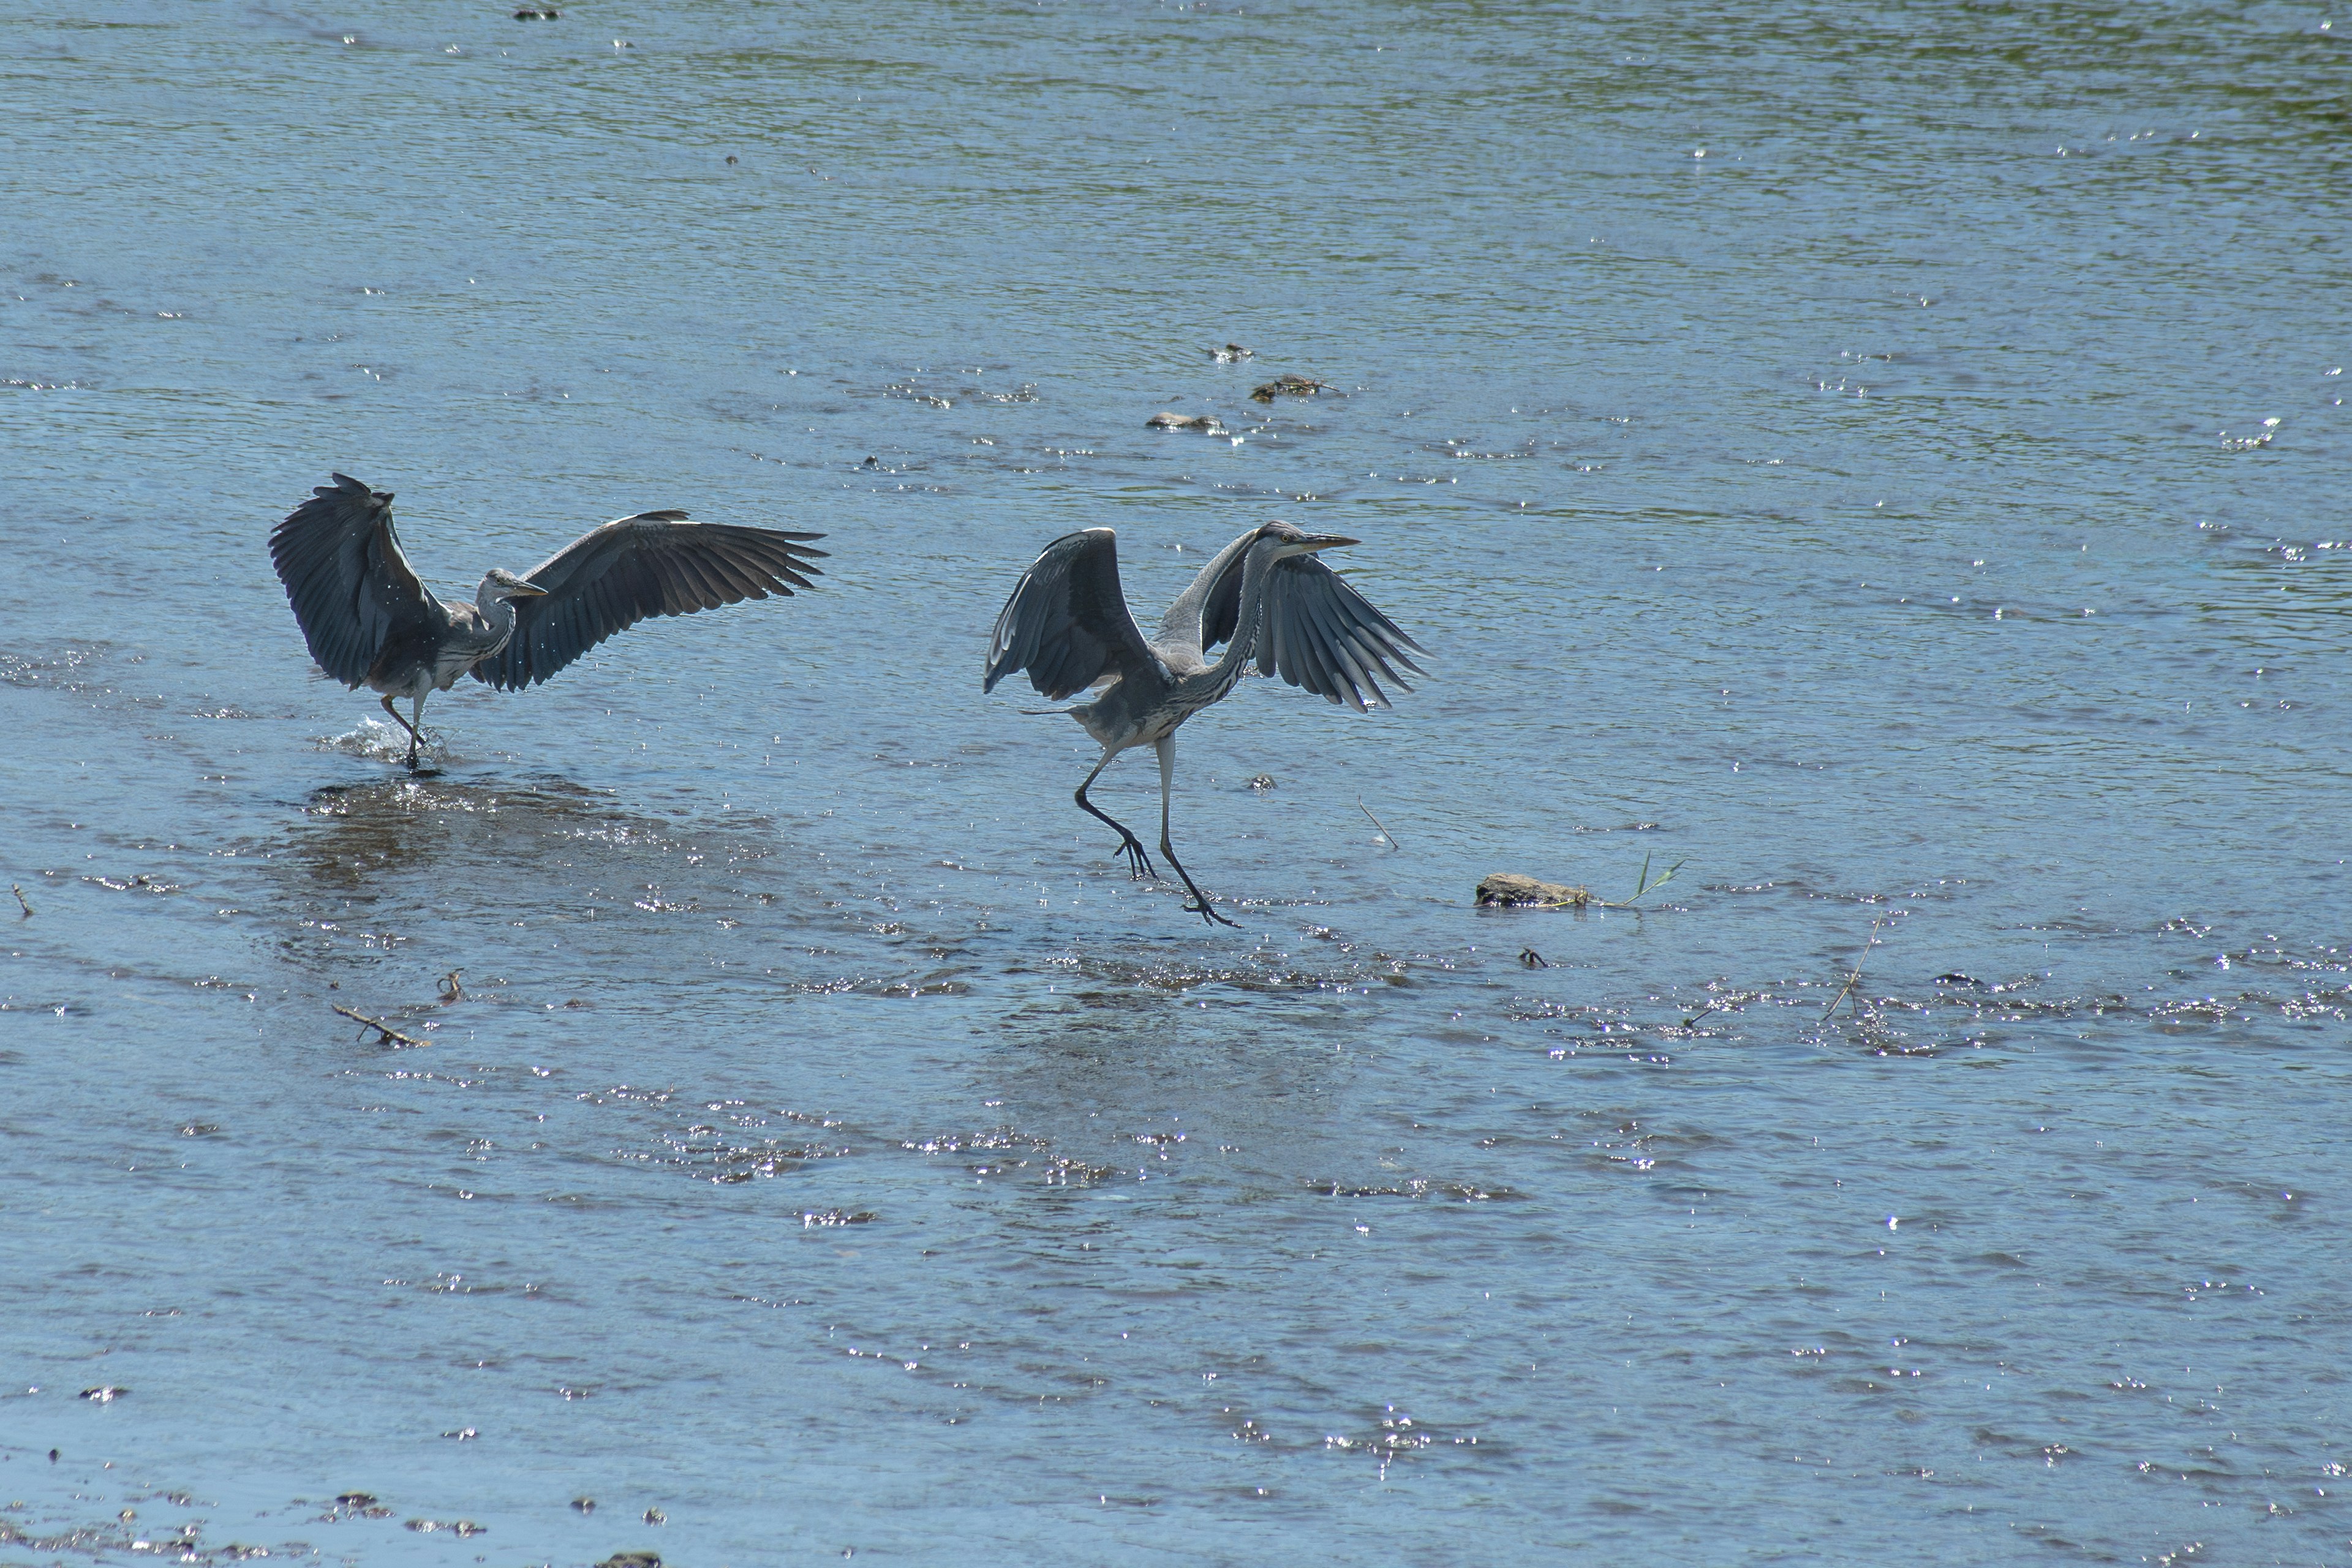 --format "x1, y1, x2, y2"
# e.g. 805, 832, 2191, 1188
2, 2, 2347, 1562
